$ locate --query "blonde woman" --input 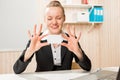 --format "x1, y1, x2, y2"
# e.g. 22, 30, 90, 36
13, 0, 91, 74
